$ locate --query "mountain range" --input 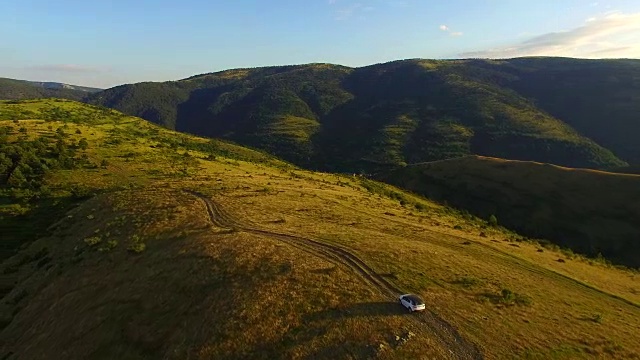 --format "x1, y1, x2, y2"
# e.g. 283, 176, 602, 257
83, 57, 640, 173
2, 57, 640, 267
0, 78, 101, 101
